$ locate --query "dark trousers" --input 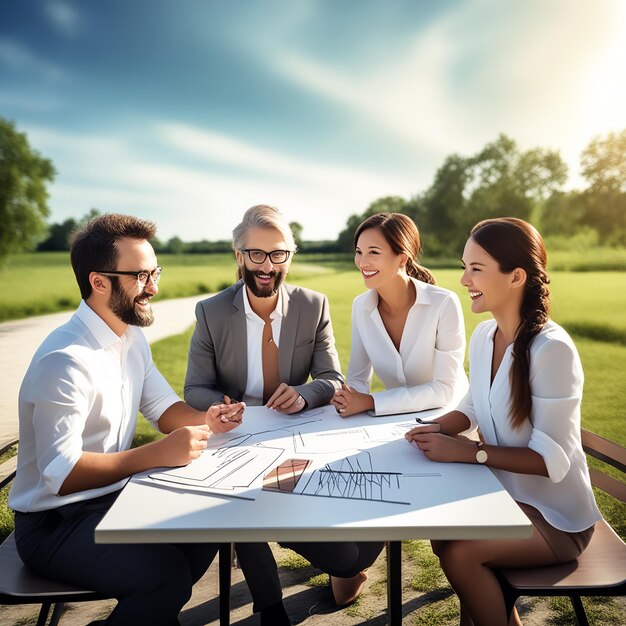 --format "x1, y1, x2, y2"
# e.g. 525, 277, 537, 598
236, 541, 385, 612
14, 491, 219, 626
